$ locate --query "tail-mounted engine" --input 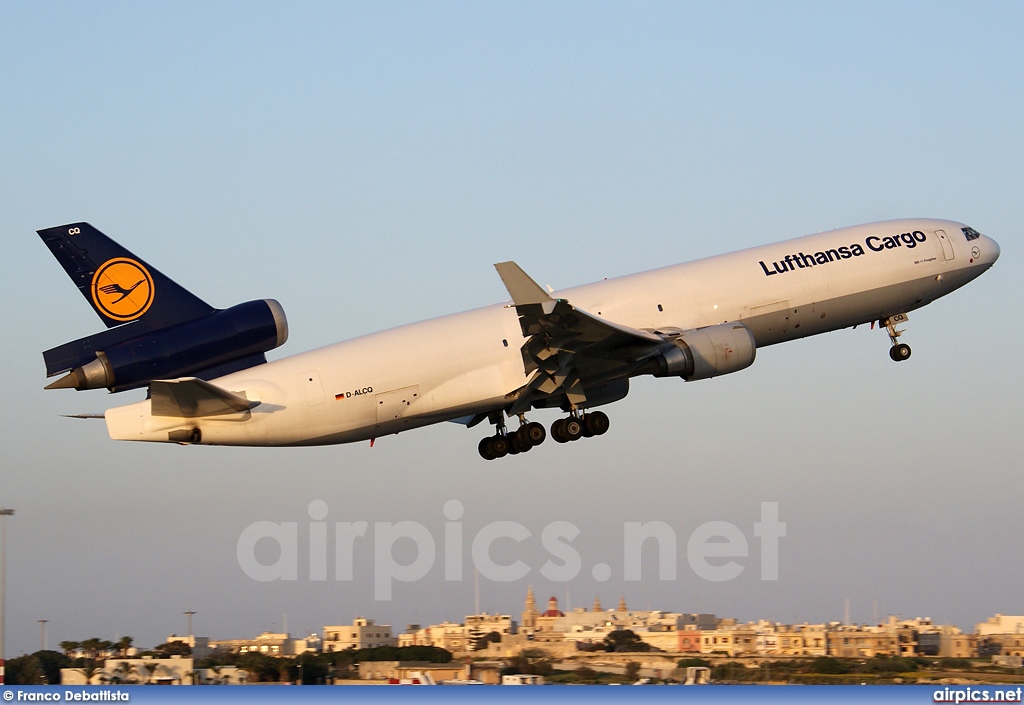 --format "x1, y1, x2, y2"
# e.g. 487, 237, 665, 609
44, 299, 288, 392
